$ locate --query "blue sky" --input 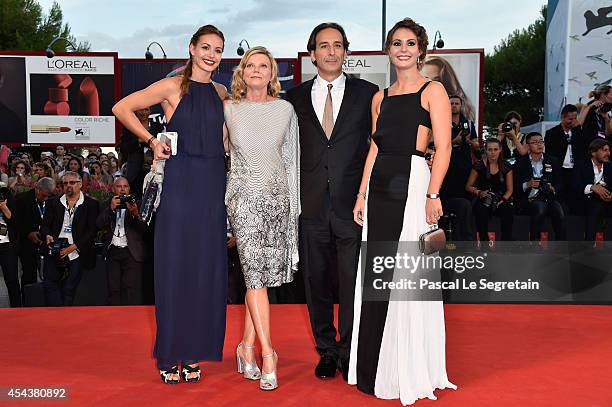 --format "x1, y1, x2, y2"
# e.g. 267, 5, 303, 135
40, 0, 546, 58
